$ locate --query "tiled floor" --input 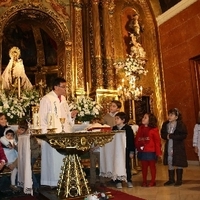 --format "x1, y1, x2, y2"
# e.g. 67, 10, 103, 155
111, 163, 200, 200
